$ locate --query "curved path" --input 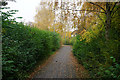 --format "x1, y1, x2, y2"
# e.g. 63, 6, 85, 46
32, 45, 89, 79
